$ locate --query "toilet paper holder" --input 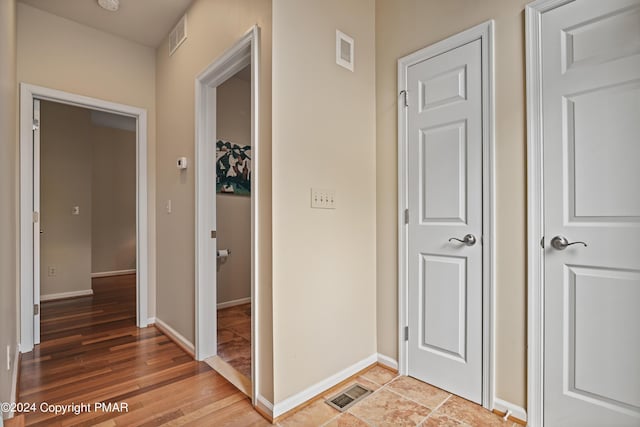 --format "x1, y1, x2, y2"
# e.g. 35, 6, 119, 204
216, 249, 232, 258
